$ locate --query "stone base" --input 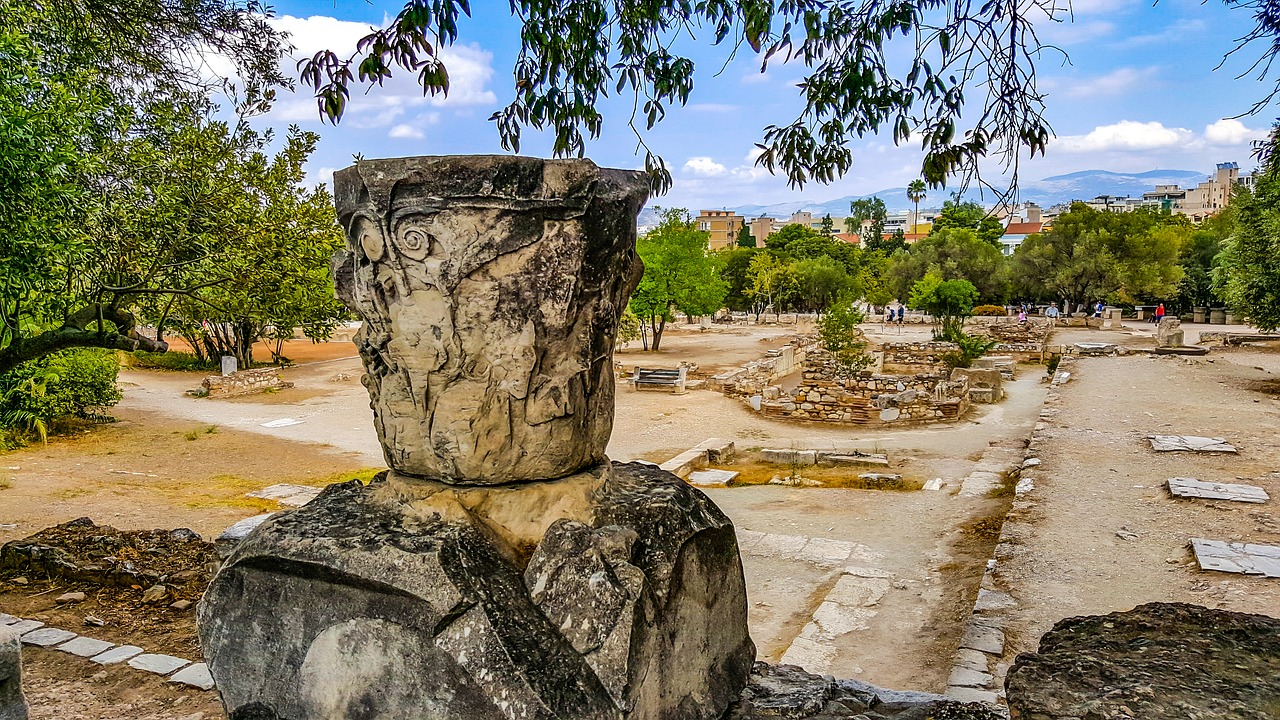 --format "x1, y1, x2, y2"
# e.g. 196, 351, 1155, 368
198, 462, 754, 720
0, 626, 28, 720
1151, 345, 1209, 356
